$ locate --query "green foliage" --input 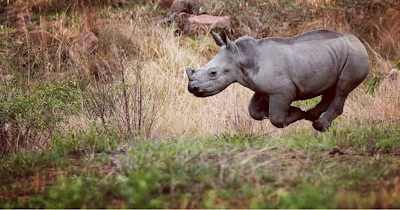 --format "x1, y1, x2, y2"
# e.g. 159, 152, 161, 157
366, 76, 381, 96
112, 172, 167, 208
0, 150, 69, 198
43, 176, 108, 208
1, 123, 400, 208
51, 126, 120, 155
292, 96, 322, 110
394, 58, 400, 70
0, 76, 80, 154
365, 58, 400, 96
275, 183, 335, 208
